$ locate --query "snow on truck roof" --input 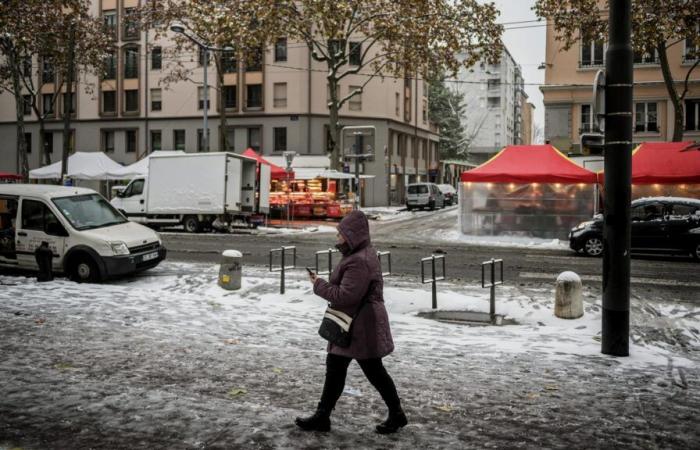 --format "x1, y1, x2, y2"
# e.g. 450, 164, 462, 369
0, 184, 97, 198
